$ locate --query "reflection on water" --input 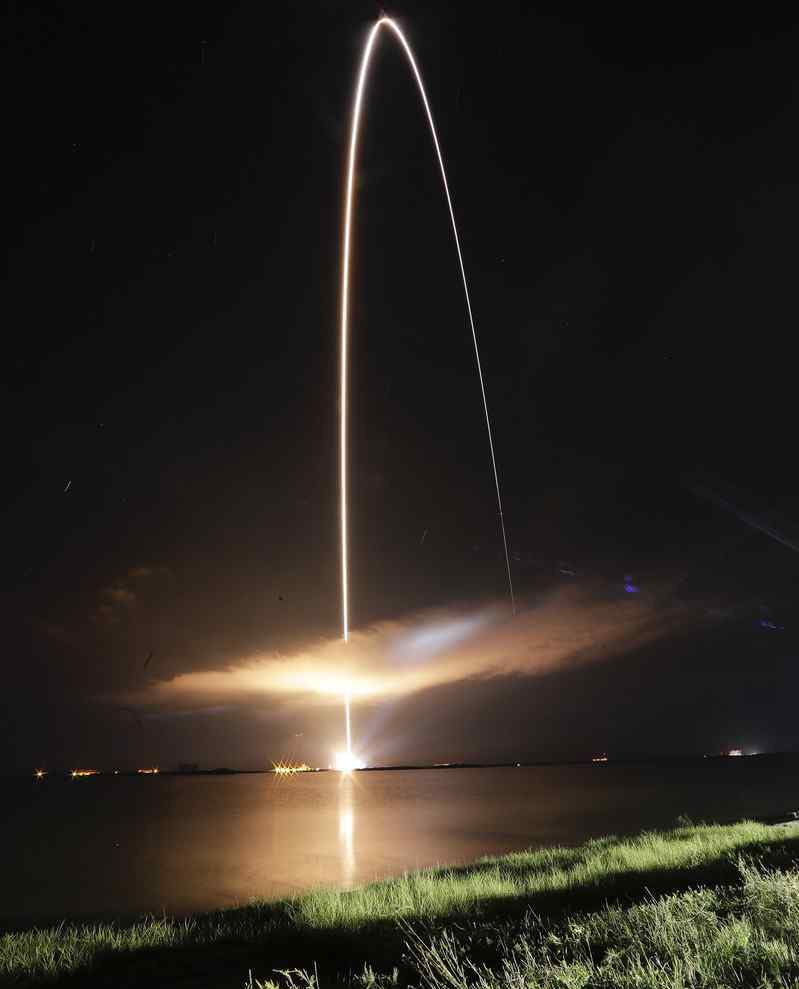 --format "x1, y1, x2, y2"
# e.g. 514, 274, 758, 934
4, 761, 799, 923
338, 776, 355, 883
